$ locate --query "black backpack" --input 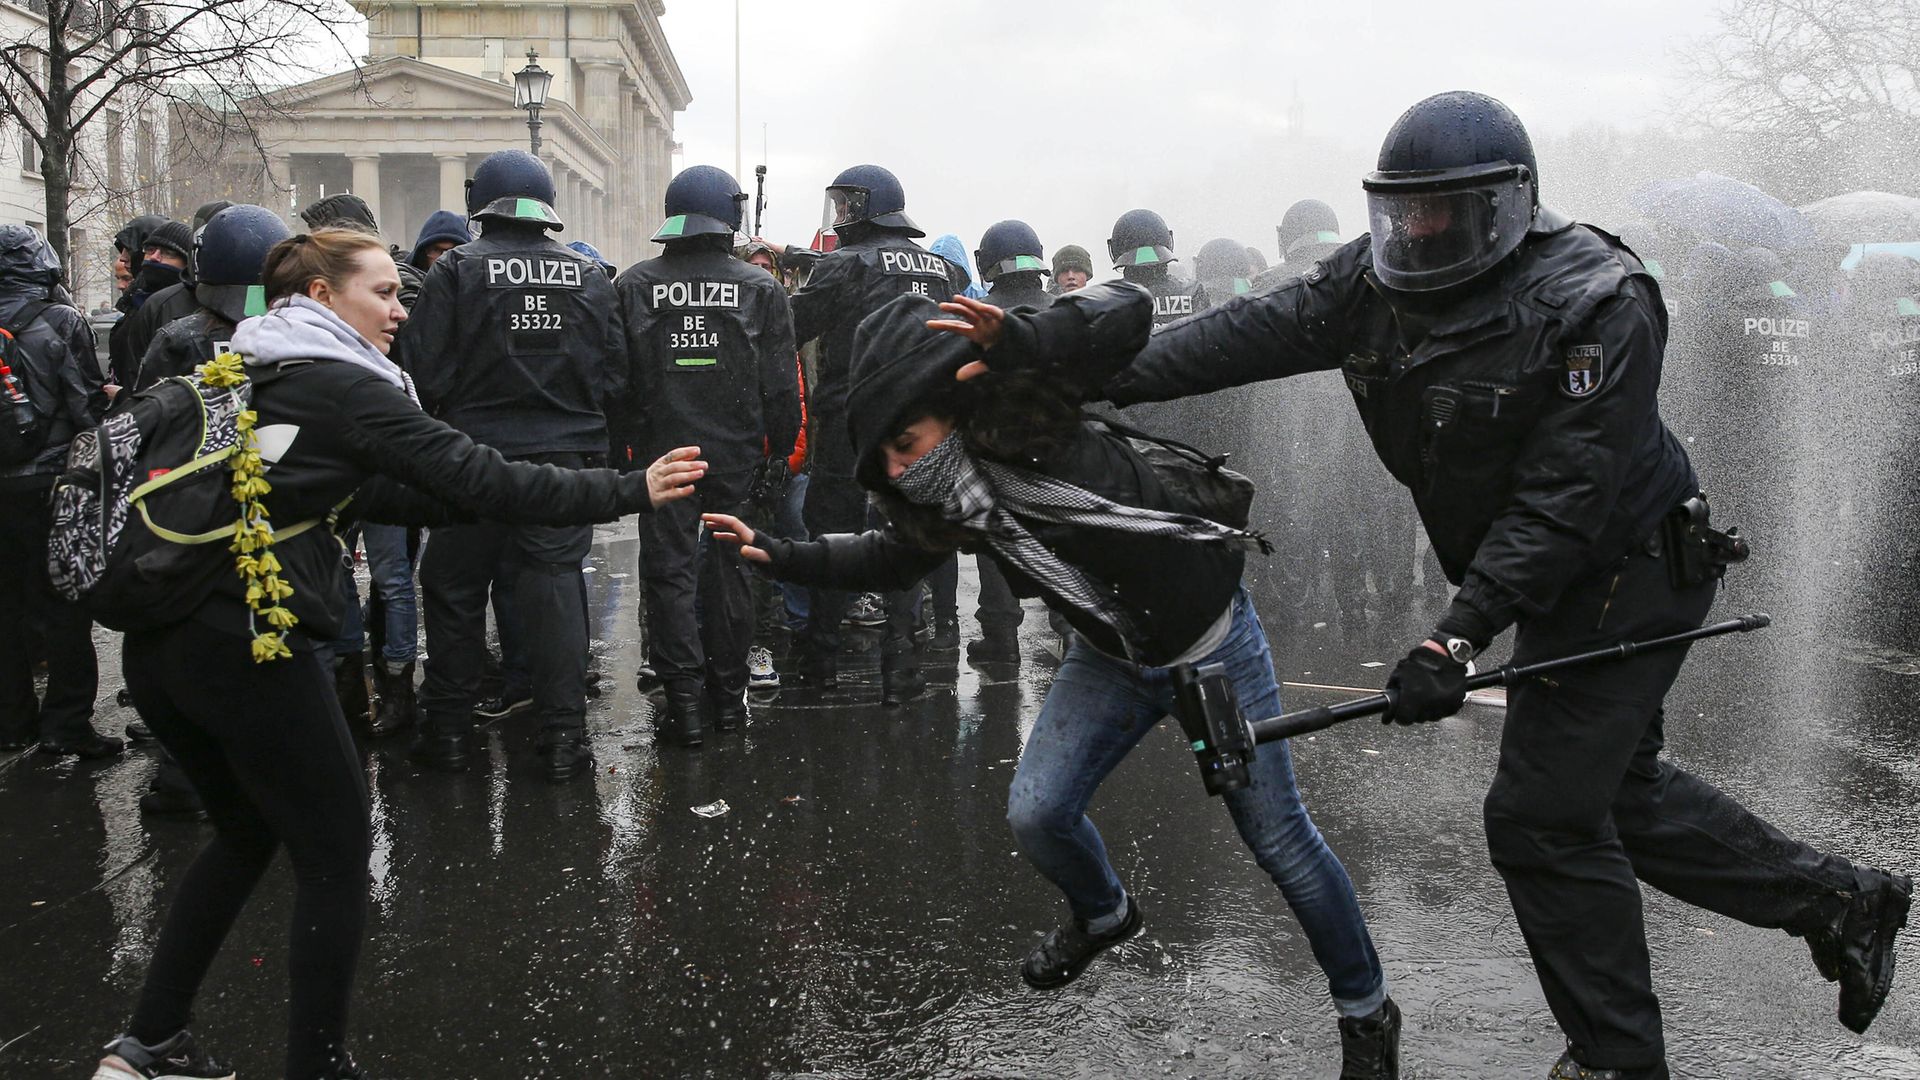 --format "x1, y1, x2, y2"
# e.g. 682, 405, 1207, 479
1087, 415, 1258, 532
0, 300, 53, 466
45, 361, 330, 632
